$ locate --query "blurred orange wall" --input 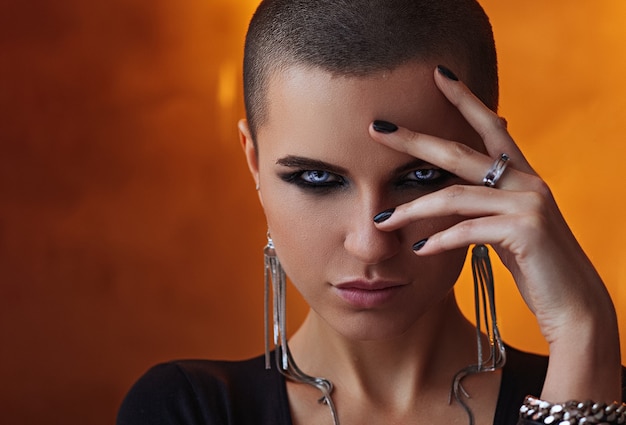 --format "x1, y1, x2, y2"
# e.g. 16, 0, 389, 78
0, 1, 624, 424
